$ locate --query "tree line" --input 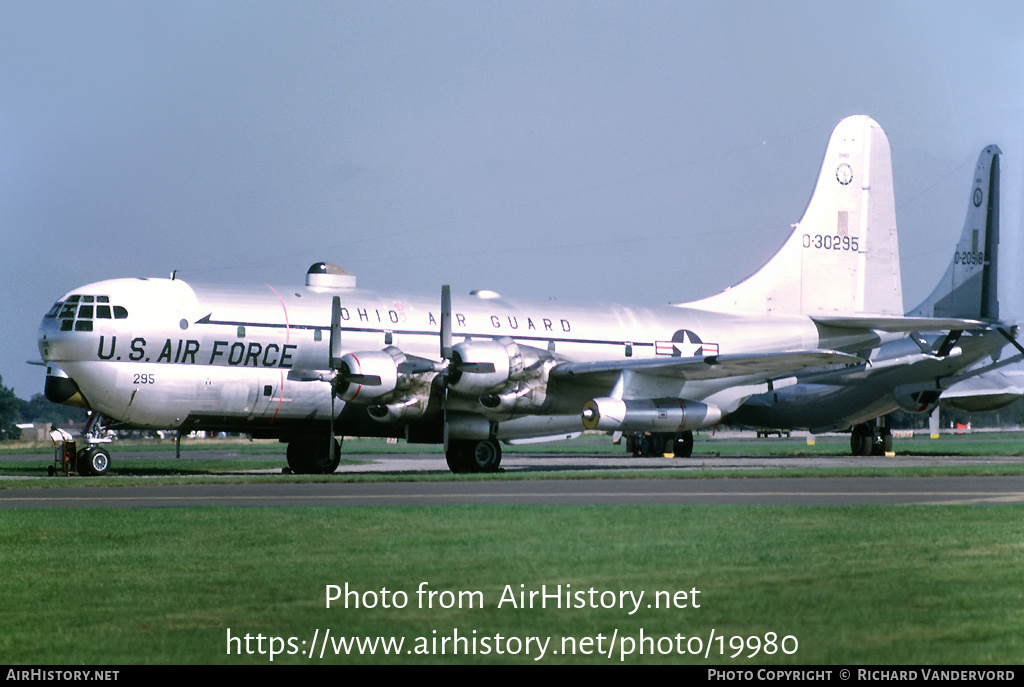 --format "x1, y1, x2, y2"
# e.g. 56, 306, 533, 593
0, 375, 89, 440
